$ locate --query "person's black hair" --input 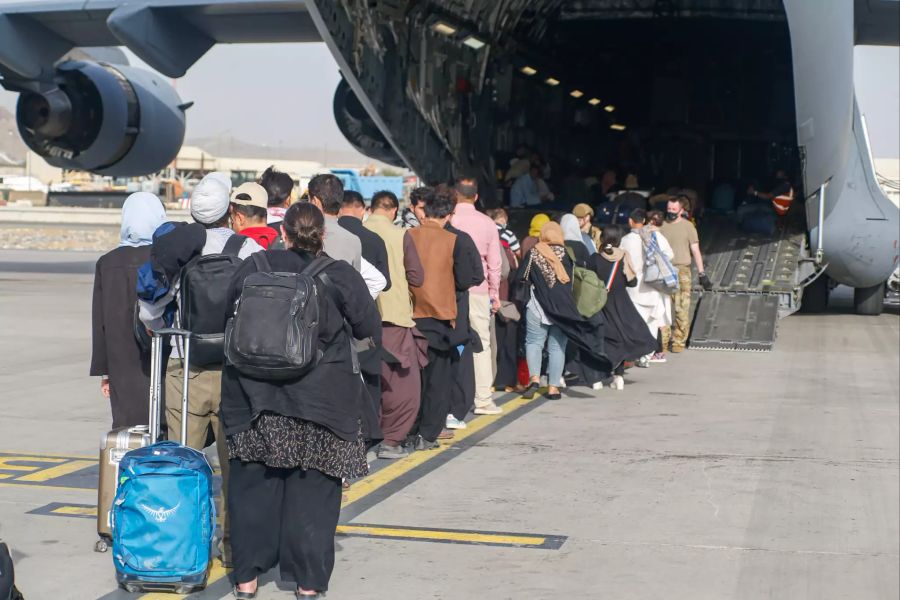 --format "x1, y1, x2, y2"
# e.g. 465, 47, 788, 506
629, 208, 647, 224
205, 213, 231, 229
371, 190, 399, 211
342, 190, 366, 208
453, 176, 478, 201
258, 166, 294, 208
283, 202, 325, 254
601, 223, 624, 253
647, 210, 664, 227
308, 173, 344, 215
424, 185, 455, 219
409, 186, 433, 207
231, 199, 267, 222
